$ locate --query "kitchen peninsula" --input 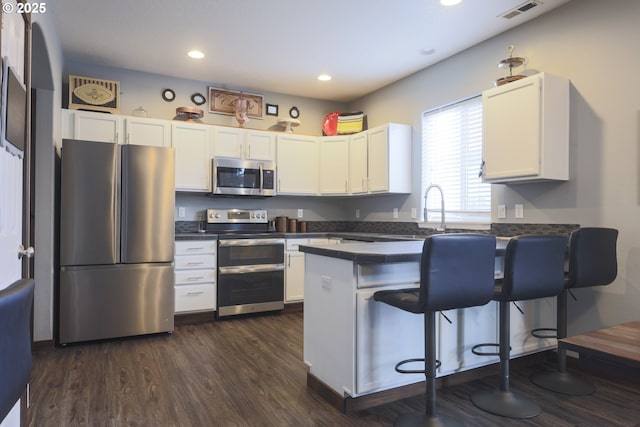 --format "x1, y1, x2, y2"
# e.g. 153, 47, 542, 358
299, 238, 558, 411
